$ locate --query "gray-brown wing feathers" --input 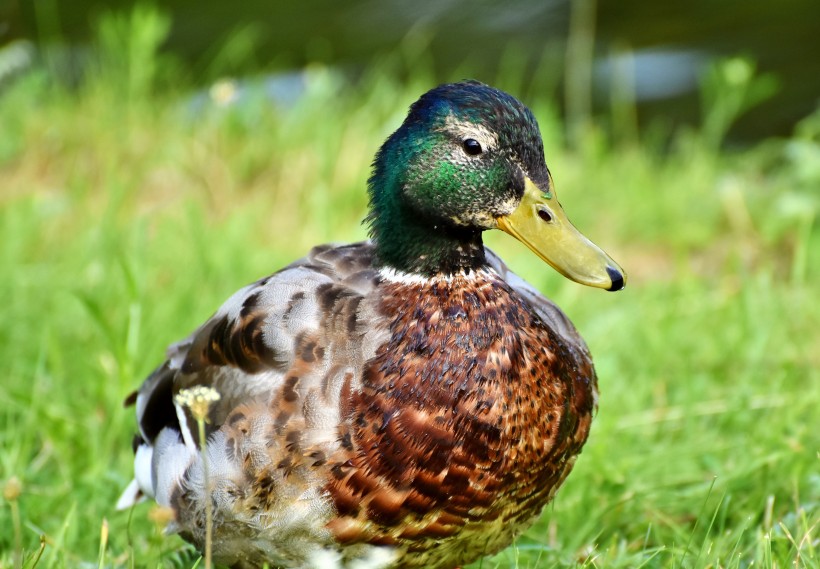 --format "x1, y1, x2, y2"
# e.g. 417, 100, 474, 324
132, 243, 380, 449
